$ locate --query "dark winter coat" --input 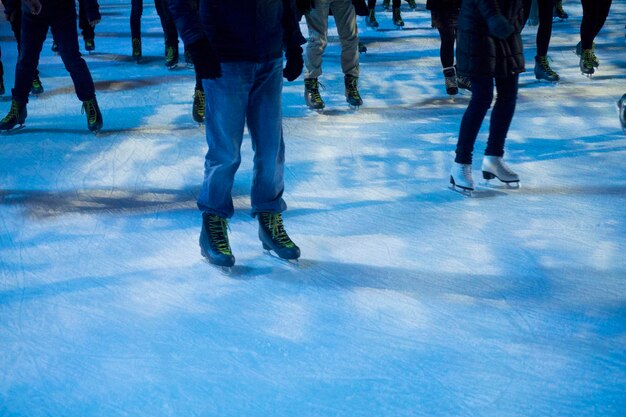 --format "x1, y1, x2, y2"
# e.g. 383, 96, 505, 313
20, 0, 101, 22
455, 0, 525, 78
169, 0, 306, 63
426, 0, 461, 11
